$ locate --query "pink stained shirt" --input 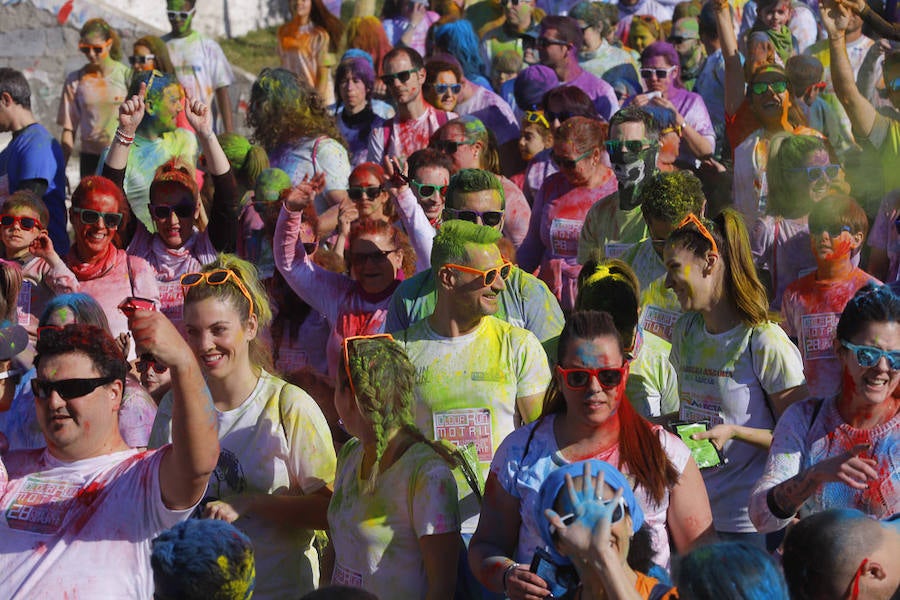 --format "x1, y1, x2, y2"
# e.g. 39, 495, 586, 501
781, 268, 880, 398
518, 171, 618, 311
273, 207, 396, 377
